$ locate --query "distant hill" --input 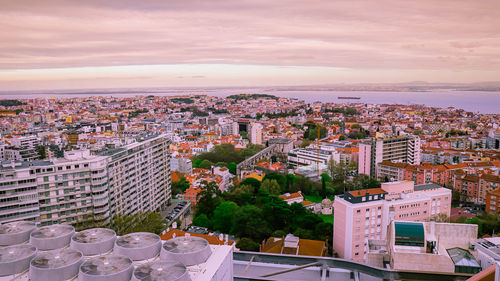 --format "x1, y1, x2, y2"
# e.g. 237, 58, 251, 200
226, 94, 278, 100
0, 100, 26, 107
